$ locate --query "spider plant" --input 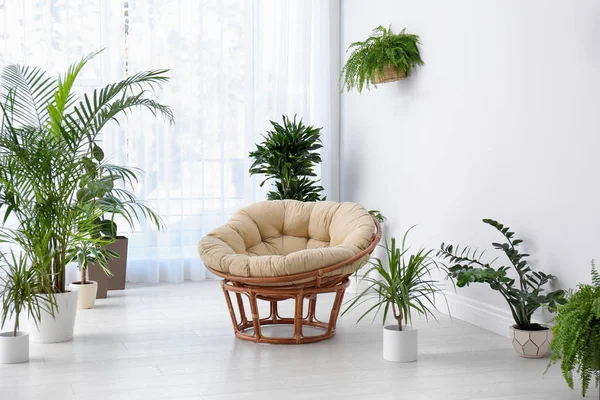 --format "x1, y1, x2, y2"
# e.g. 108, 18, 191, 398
341, 25, 424, 93
249, 115, 325, 202
547, 261, 600, 397
0, 50, 174, 294
343, 228, 448, 330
